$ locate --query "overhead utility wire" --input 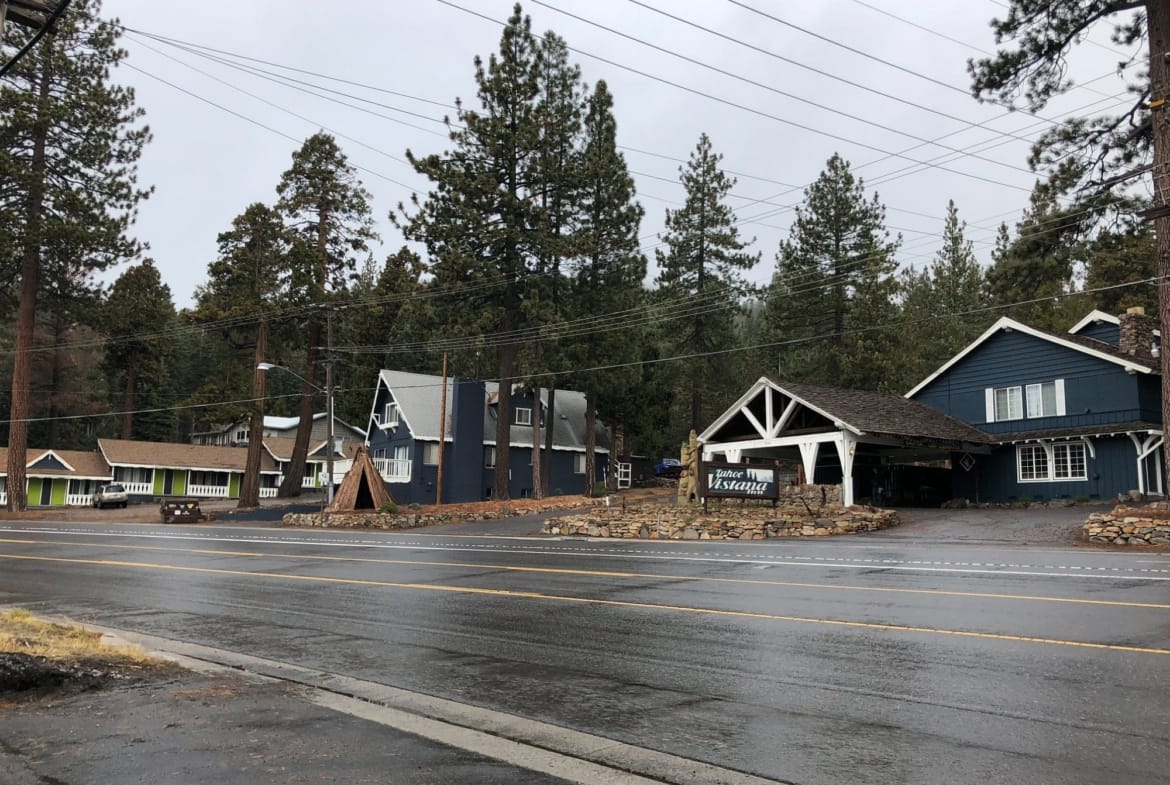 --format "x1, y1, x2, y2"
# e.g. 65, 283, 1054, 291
10, 275, 1156, 426
531, 0, 1036, 178
436, 0, 1033, 193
